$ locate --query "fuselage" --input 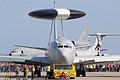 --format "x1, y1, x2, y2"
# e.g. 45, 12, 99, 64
9, 37, 76, 64
9, 48, 45, 57
47, 36, 76, 64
